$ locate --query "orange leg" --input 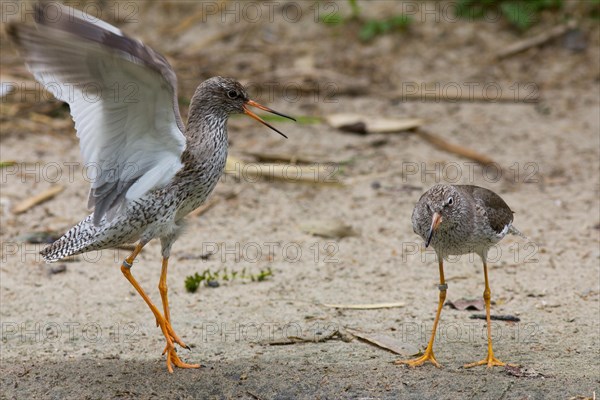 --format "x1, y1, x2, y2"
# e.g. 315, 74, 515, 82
120, 245, 200, 372
463, 260, 506, 369
158, 257, 199, 364
395, 259, 446, 368
159, 257, 172, 324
